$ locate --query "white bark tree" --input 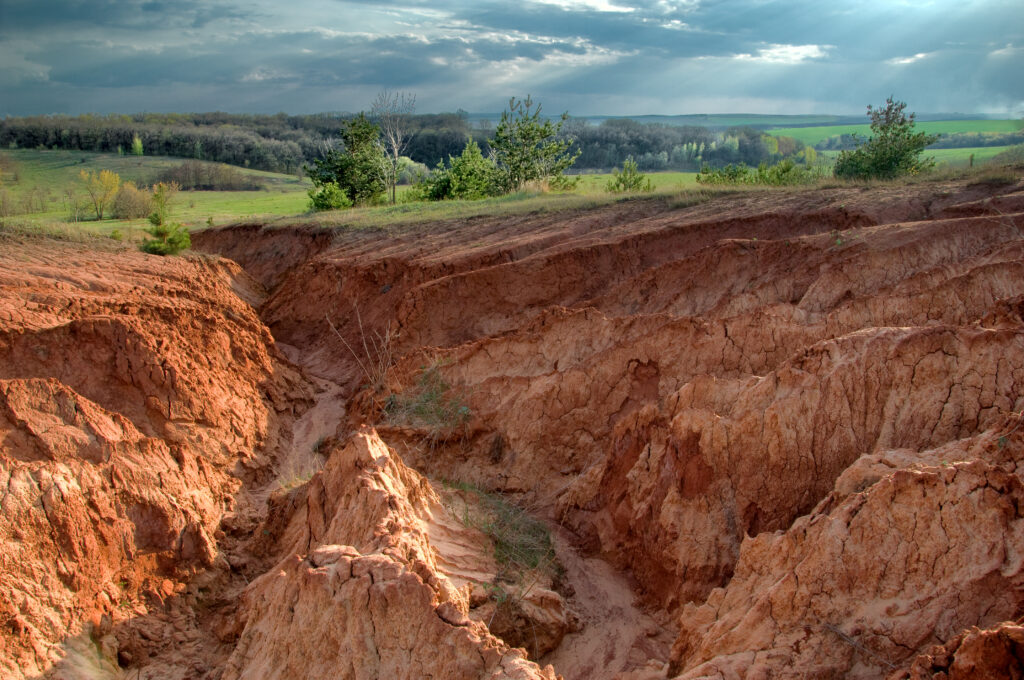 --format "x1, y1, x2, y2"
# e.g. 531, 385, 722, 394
371, 90, 416, 204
